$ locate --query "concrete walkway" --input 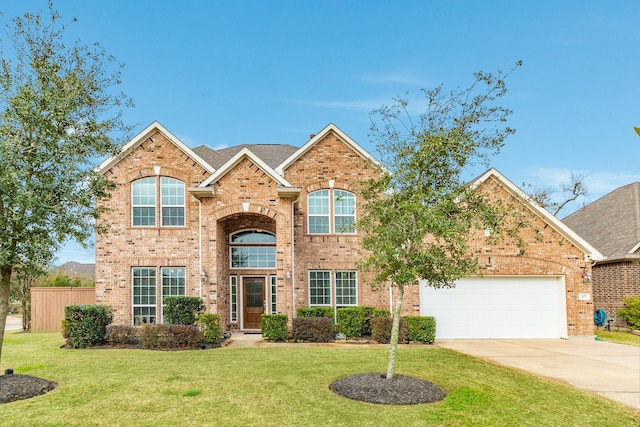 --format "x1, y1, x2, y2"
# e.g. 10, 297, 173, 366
437, 339, 640, 410
4, 315, 22, 332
